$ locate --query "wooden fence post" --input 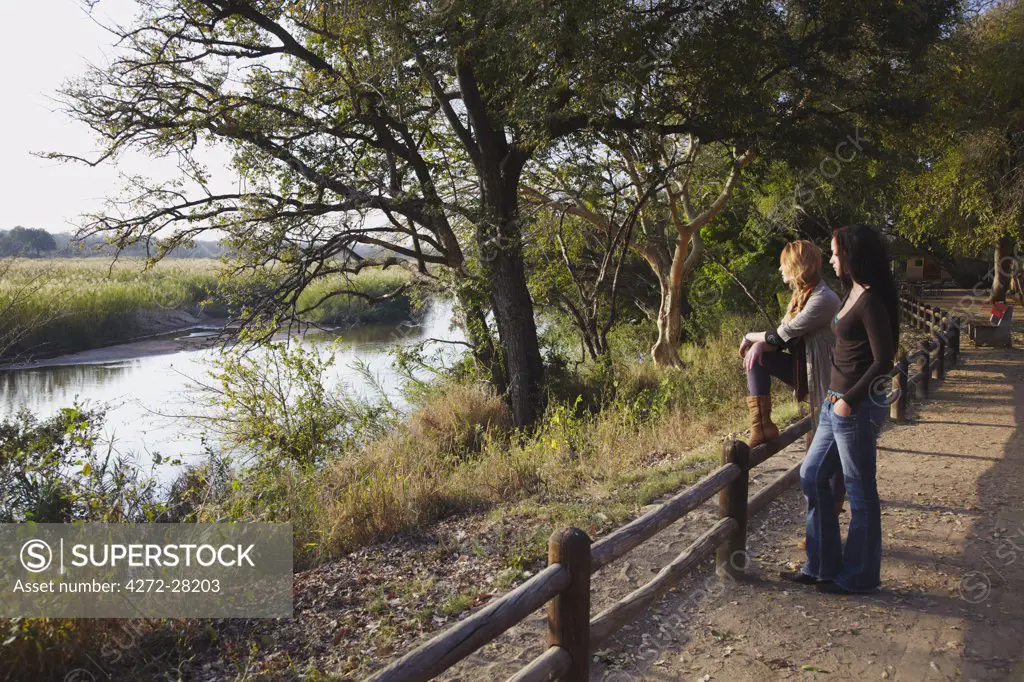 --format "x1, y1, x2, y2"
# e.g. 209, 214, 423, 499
952, 316, 961, 365
934, 333, 945, 380
716, 440, 750, 580
547, 528, 591, 682
892, 355, 908, 422
918, 341, 930, 400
